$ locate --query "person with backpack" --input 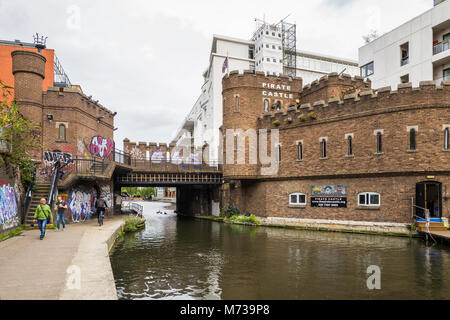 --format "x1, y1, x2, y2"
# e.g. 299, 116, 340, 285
95, 197, 108, 226
33, 198, 53, 240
